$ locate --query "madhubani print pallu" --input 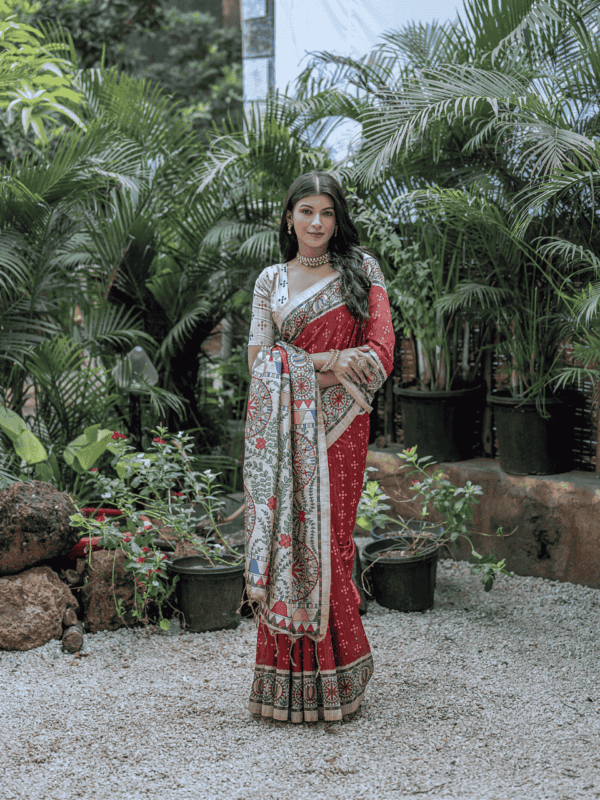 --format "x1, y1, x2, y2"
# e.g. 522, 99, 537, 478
244, 254, 396, 722
244, 343, 331, 642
